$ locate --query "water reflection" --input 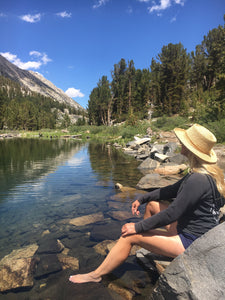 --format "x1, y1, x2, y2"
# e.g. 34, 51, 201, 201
0, 139, 84, 199
88, 143, 142, 186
